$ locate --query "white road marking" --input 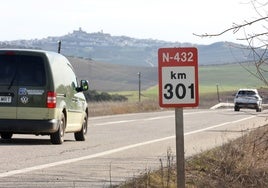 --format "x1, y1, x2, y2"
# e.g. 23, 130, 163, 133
92, 115, 174, 126
91, 110, 226, 126
144, 115, 174, 121
93, 120, 136, 126
0, 136, 174, 178
185, 116, 255, 135
0, 115, 256, 178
